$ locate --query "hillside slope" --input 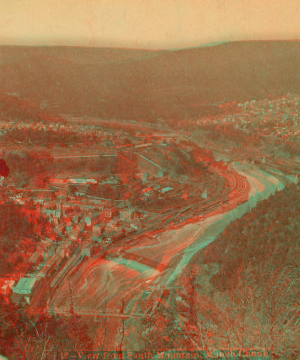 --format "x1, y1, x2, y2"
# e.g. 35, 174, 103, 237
142, 184, 300, 357
1, 41, 300, 122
